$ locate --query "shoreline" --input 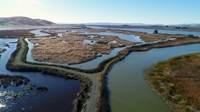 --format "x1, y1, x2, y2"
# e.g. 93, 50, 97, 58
145, 53, 200, 112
